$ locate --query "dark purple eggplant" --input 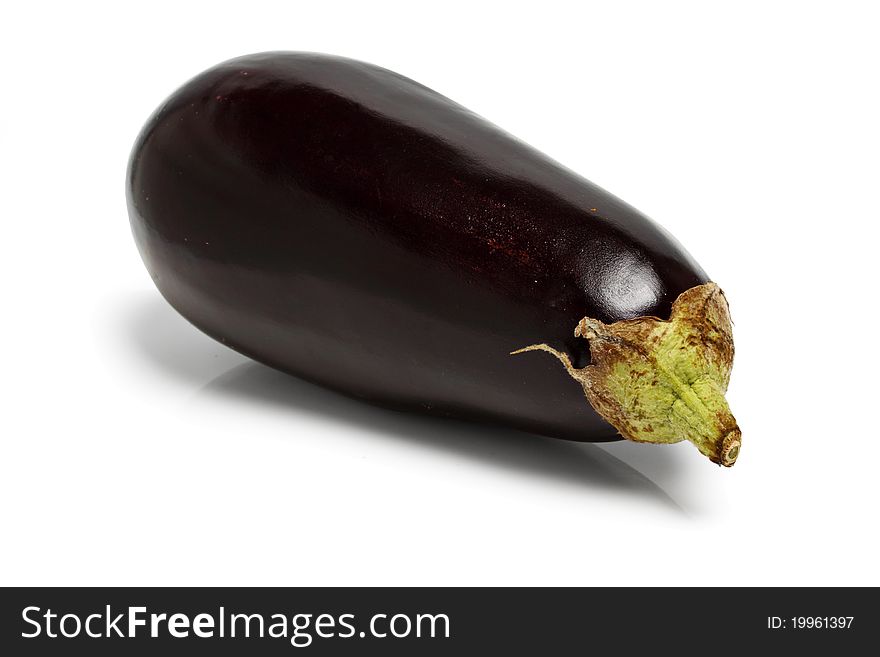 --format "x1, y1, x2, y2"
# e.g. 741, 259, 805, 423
127, 52, 740, 466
